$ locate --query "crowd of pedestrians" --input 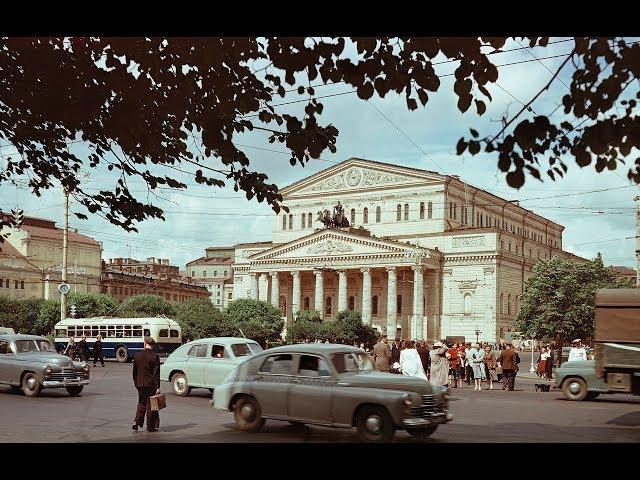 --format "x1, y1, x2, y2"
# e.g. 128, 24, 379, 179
371, 335, 524, 391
